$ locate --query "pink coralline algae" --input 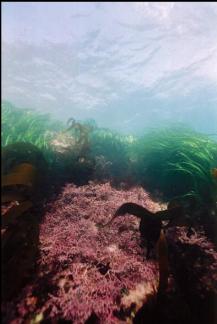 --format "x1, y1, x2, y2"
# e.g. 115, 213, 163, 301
2, 182, 161, 323
2, 182, 217, 324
